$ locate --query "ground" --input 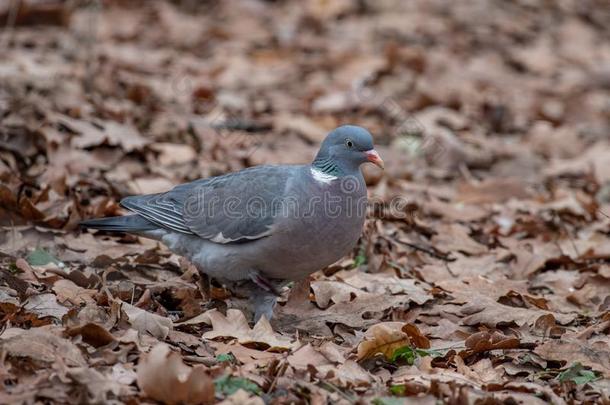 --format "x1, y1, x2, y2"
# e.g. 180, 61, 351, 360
1, 0, 610, 404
